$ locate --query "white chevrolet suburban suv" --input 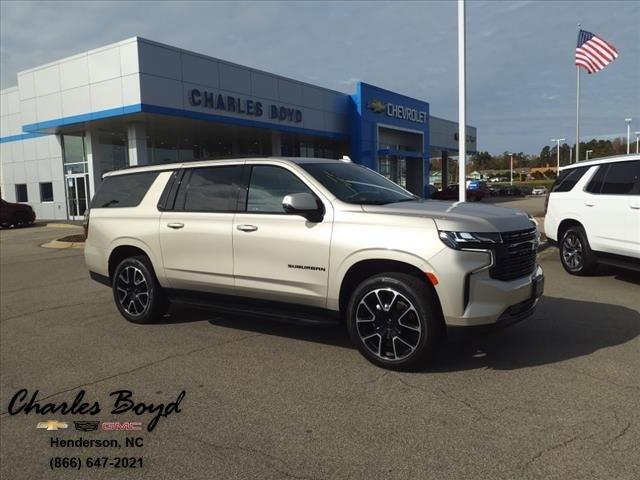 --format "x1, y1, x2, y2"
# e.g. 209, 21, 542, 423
85, 157, 544, 369
544, 154, 640, 275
